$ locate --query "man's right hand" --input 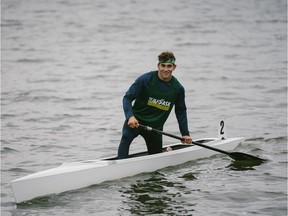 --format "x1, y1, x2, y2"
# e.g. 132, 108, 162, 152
127, 116, 139, 128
